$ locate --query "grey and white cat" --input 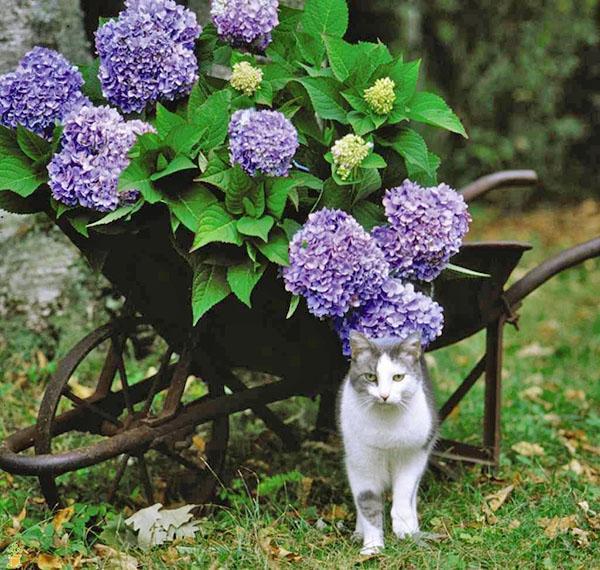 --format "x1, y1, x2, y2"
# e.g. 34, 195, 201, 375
338, 331, 438, 555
